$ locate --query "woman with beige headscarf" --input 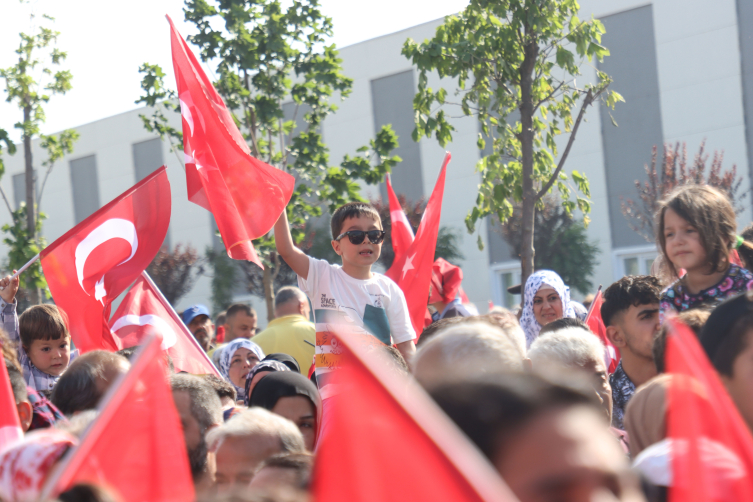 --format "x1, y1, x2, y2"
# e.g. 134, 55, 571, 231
624, 373, 672, 458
